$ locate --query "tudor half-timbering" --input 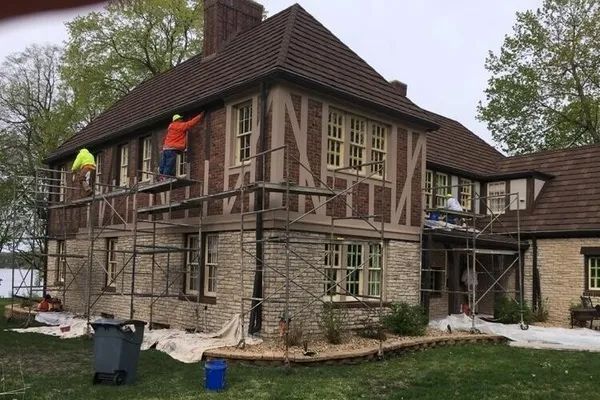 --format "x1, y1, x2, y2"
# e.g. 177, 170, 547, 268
44, 0, 438, 336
